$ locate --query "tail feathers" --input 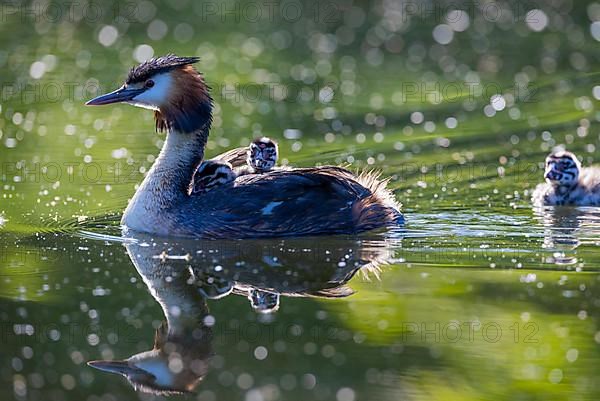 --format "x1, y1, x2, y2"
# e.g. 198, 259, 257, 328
353, 170, 404, 230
